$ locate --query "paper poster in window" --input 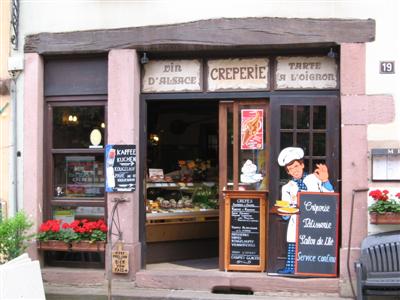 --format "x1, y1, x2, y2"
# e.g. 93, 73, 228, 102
241, 109, 264, 150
